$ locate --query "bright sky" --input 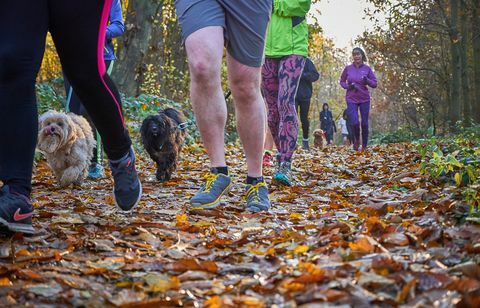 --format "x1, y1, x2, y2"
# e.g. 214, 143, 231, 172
310, 0, 383, 49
